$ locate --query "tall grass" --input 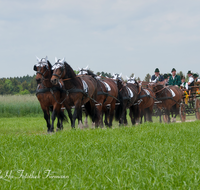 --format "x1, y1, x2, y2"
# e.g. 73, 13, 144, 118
0, 119, 200, 189
0, 95, 42, 117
